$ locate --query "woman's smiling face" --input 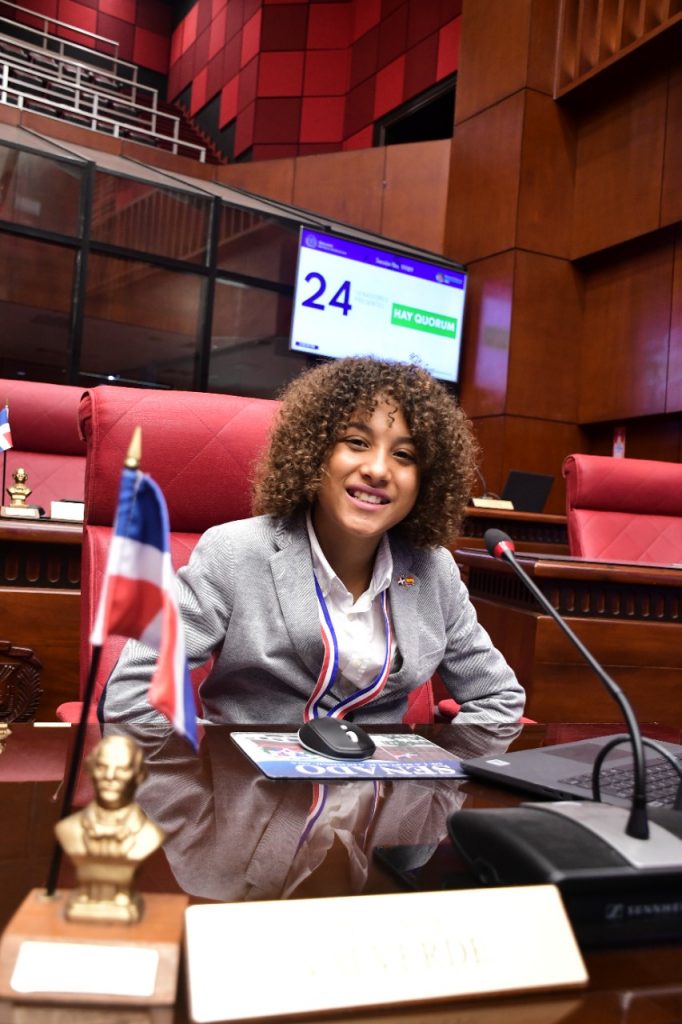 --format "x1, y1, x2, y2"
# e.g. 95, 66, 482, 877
312, 398, 421, 553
